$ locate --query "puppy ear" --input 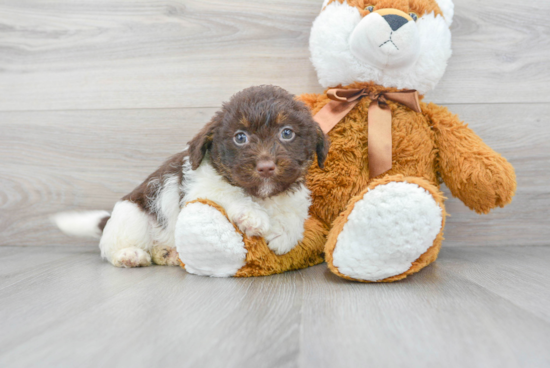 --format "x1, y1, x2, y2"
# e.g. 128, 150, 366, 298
315, 126, 330, 169
188, 118, 219, 170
